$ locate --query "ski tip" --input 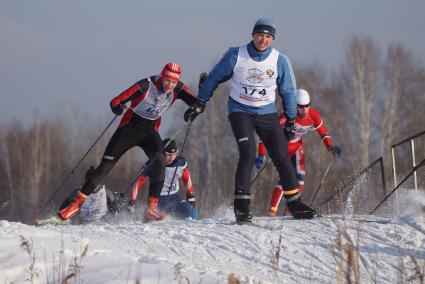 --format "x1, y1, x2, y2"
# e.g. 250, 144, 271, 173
319, 214, 391, 224
35, 215, 70, 226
